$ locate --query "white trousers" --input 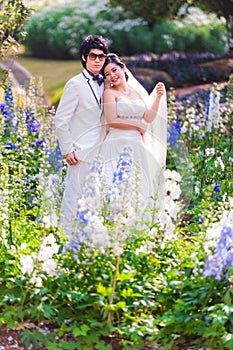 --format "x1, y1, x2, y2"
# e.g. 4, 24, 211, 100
60, 161, 90, 238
